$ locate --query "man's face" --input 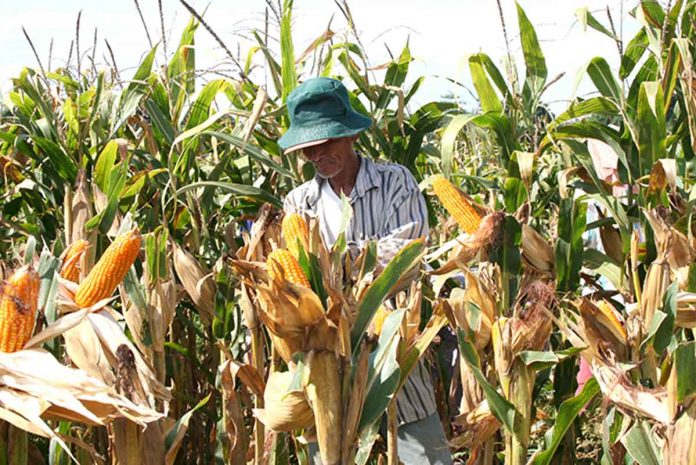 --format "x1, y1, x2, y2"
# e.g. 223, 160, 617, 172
302, 136, 356, 178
